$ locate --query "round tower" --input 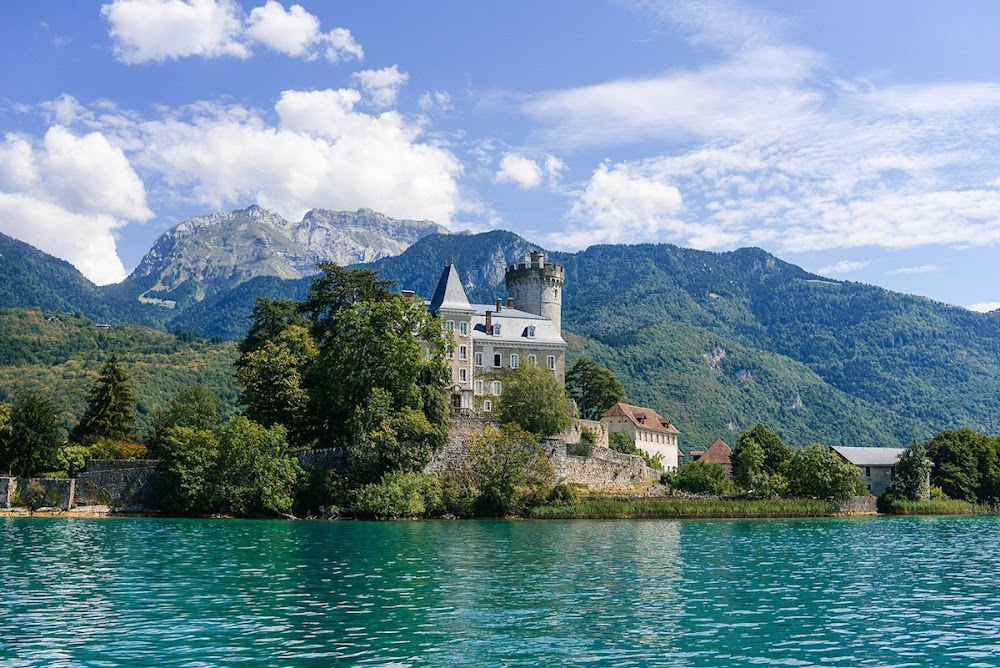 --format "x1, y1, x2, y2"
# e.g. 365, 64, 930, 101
505, 251, 565, 332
